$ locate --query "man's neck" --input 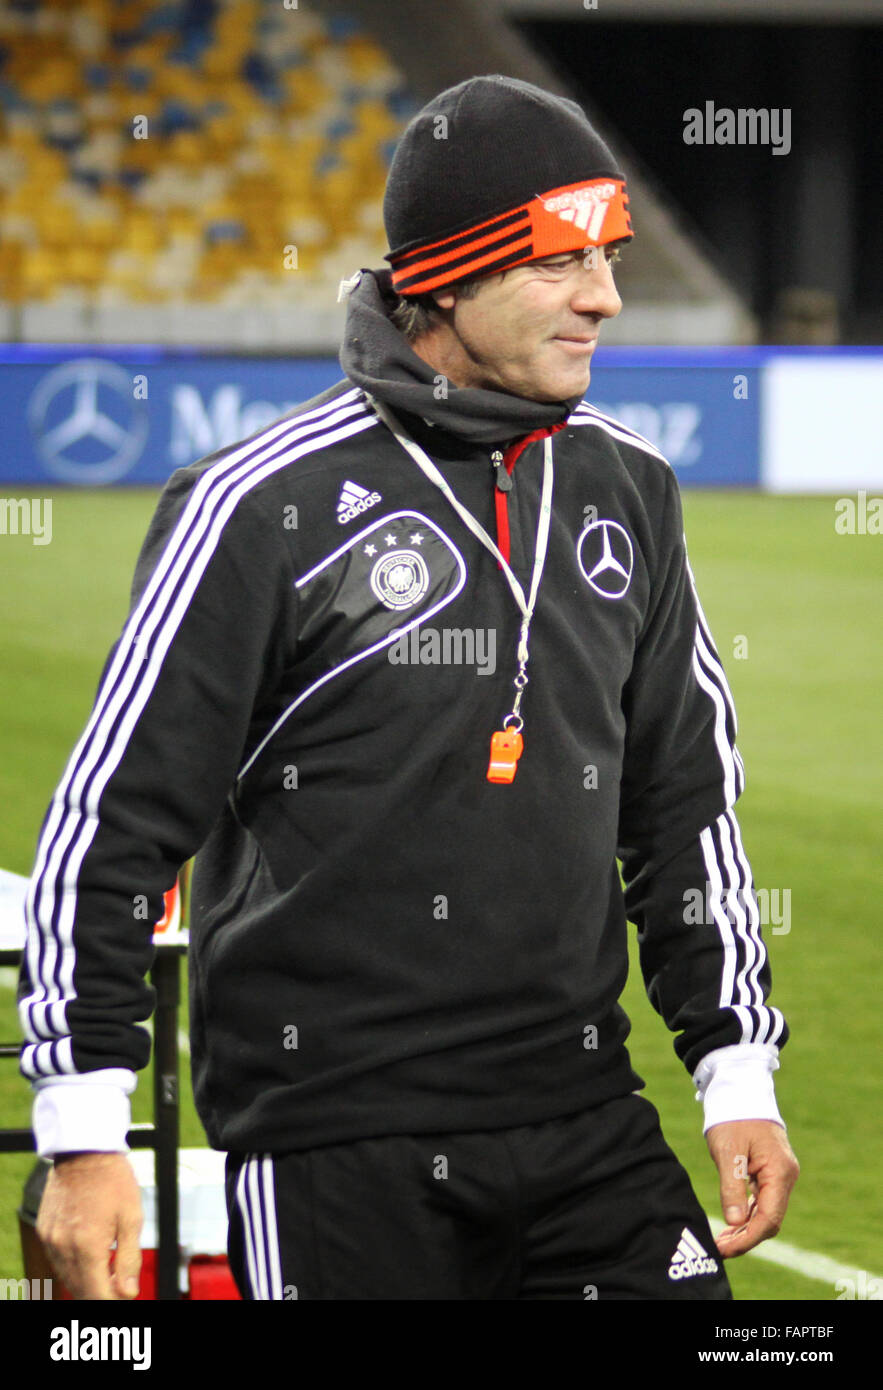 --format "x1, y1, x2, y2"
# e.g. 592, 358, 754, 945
410, 328, 476, 391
